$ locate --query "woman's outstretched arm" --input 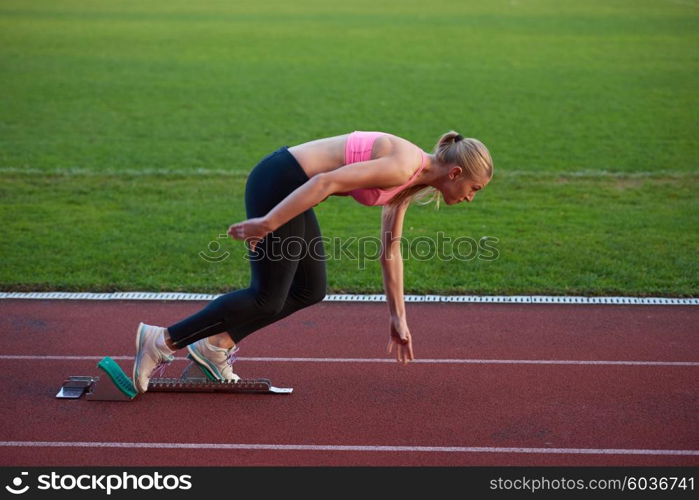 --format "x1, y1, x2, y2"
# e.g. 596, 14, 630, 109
380, 199, 414, 364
